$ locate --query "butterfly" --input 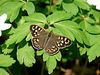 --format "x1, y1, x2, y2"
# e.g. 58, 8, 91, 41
30, 25, 72, 55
